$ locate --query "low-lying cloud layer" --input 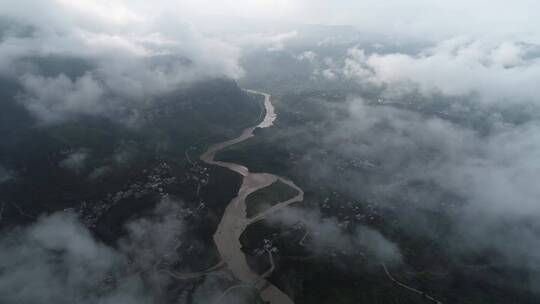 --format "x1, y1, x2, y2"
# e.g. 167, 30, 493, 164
295, 38, 540, 105
0, 199, 185, 304
269, 207, 402, 265
0, 212, 146, 303
4, 1, 538, 125
345, 39, 540, 104
304, 98, 540, 273
59, 149, 90, 174
0, 166, 14, 184
0, 0, 244, 125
